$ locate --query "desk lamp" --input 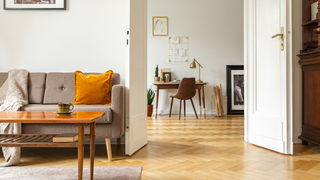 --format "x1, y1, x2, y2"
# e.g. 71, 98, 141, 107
190, 58, 203, 83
